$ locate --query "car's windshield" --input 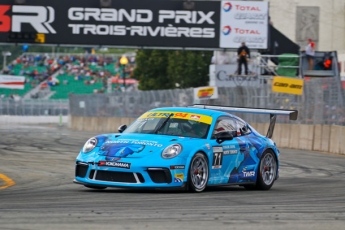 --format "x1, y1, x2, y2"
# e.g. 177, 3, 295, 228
123, 111, 212, 139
